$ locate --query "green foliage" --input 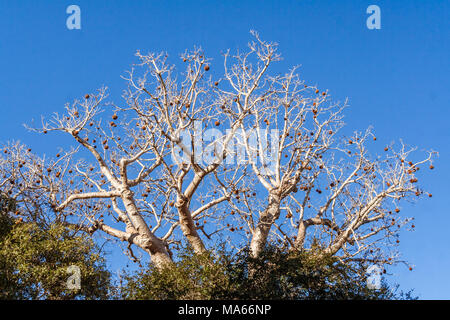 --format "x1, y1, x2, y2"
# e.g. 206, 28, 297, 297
228, 246, 393, 300
121, 244, 413, 300
0, 195, 16, 238
121, 246, 236, 299
0, 211, 111, 300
